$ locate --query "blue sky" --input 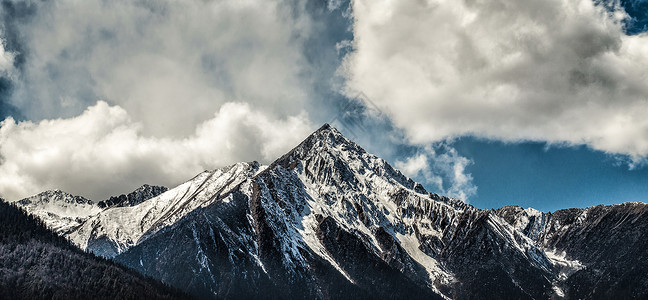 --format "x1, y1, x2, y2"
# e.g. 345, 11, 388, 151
452, 138, 648, 211
0, 0, 646, 211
